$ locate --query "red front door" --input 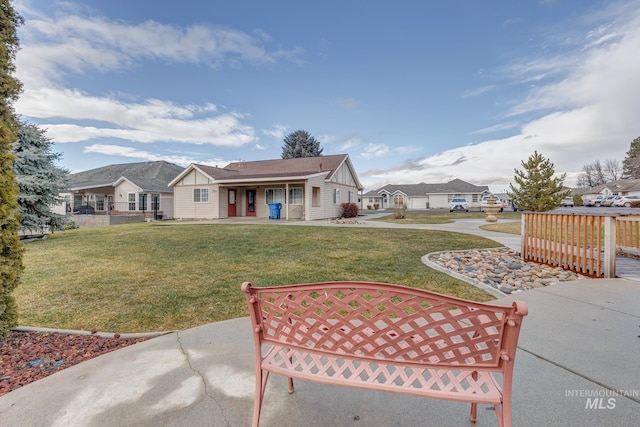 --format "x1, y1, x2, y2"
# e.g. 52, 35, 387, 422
228, 189, 237, 217
246, 189, 256, 216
